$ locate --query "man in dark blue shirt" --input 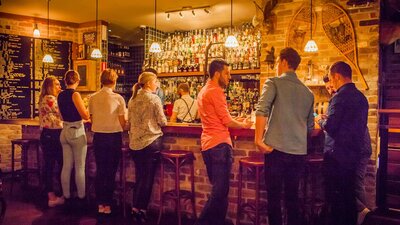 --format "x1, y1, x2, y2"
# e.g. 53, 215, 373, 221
316, 61, 369, 225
